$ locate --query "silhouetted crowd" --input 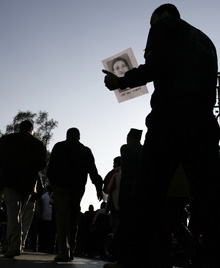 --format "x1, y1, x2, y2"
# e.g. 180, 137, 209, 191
0, 194, 113, 260
1, 3, 220, 267
0, 182, 208, 267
